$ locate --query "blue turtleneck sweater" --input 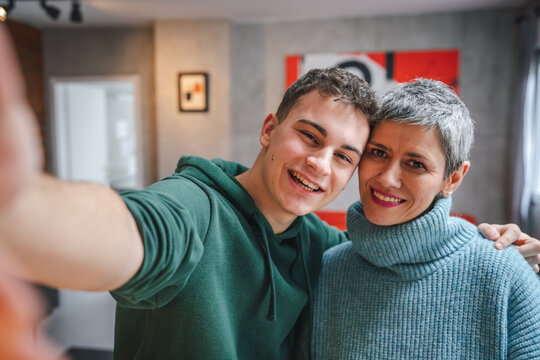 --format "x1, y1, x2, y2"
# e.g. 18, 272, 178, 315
312, 197, 540, 359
